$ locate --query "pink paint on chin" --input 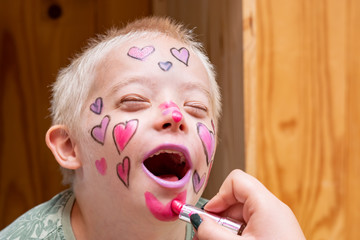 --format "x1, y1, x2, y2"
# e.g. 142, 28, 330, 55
144, 190, 187, 221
